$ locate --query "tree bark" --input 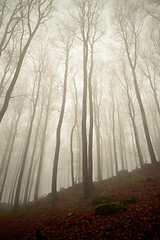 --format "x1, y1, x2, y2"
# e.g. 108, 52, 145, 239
14, 72, 41, 208
34, 80, 52, 201
88, 43, 94, 189
23, 101, 44, 204
52, 51, 69, 200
